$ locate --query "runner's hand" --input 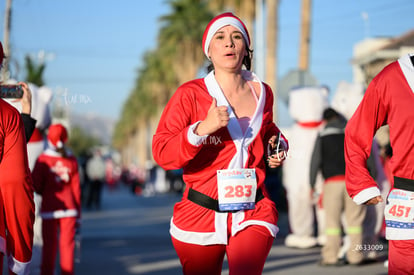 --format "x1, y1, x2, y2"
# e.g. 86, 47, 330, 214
364, 196, 383, 205
195, 98, 229, 136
